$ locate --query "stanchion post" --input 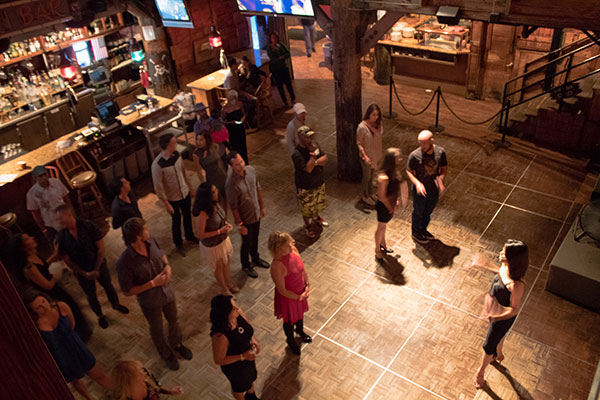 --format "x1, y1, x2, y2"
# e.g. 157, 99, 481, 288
494, 99, 512, 148
428, 86, 444, 133
383, 46, 397, 119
